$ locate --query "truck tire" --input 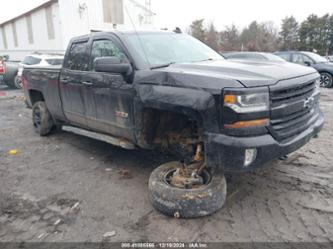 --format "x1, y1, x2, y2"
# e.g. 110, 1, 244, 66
148, 161, 227, 218
32, 101, 55, 136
